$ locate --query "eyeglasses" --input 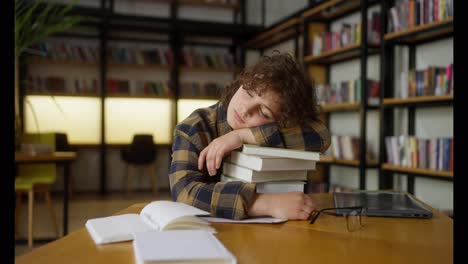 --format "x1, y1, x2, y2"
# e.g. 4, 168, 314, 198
309, 206, 367, 232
